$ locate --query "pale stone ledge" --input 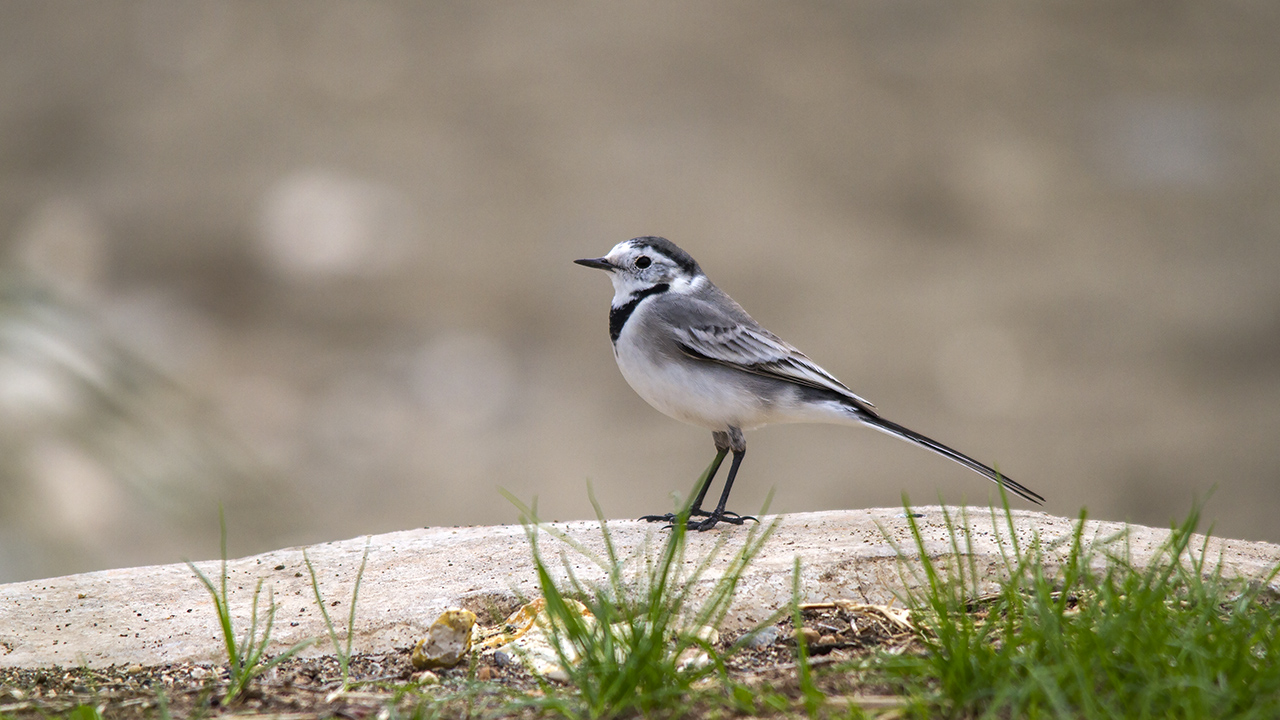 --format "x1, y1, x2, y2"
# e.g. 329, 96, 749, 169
2, 508, 1278, 669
